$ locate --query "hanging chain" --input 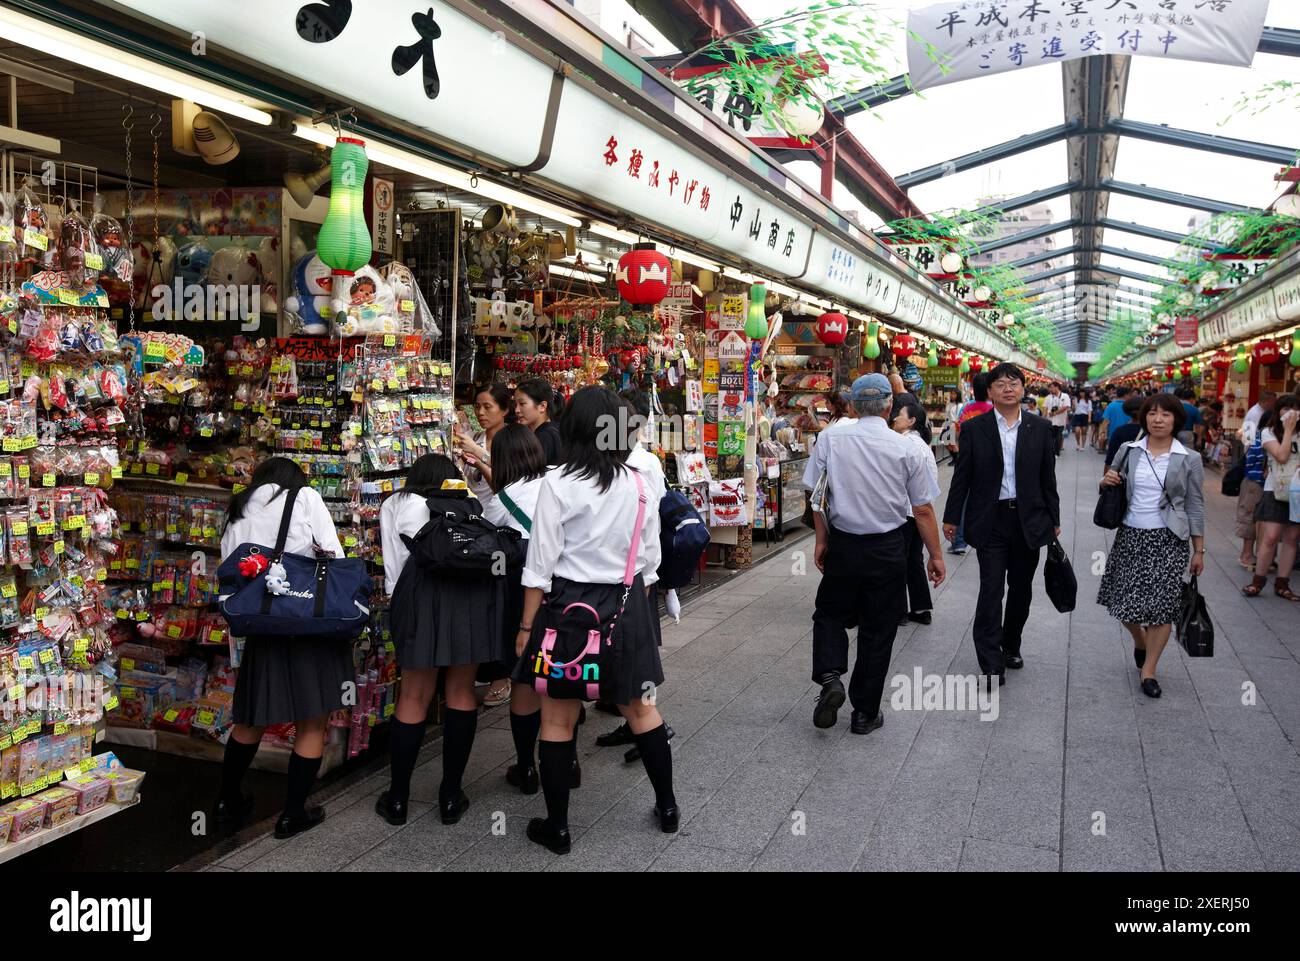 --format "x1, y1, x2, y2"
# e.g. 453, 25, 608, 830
152, 112, 160, 246
122, 103, 135, 331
